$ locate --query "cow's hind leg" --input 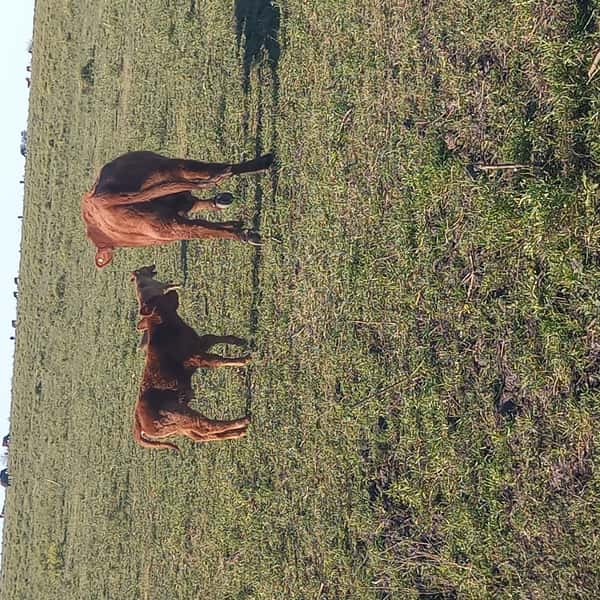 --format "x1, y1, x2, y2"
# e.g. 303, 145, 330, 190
94, 154, 274, 206
149, 153, 273, 192
139, 159, 233, 192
